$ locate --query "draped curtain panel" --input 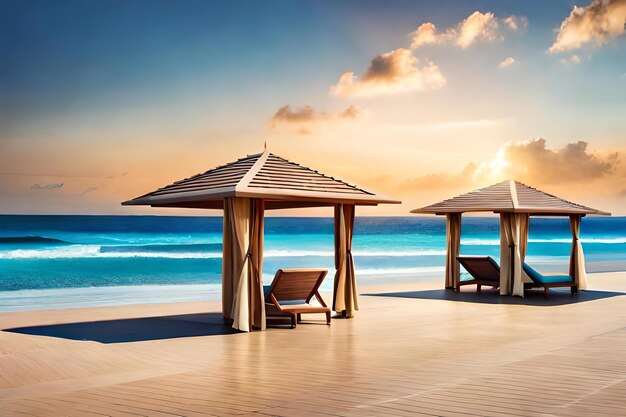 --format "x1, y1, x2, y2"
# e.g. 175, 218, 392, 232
445, 213, 462, 290
222, 197, 245, 324
248, 199, 266, 330
569, 215, 588, 290
518, 214, 532, 284
333, 204, 358, 318
222, 197, 265, 332
499, 213, 524, 297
